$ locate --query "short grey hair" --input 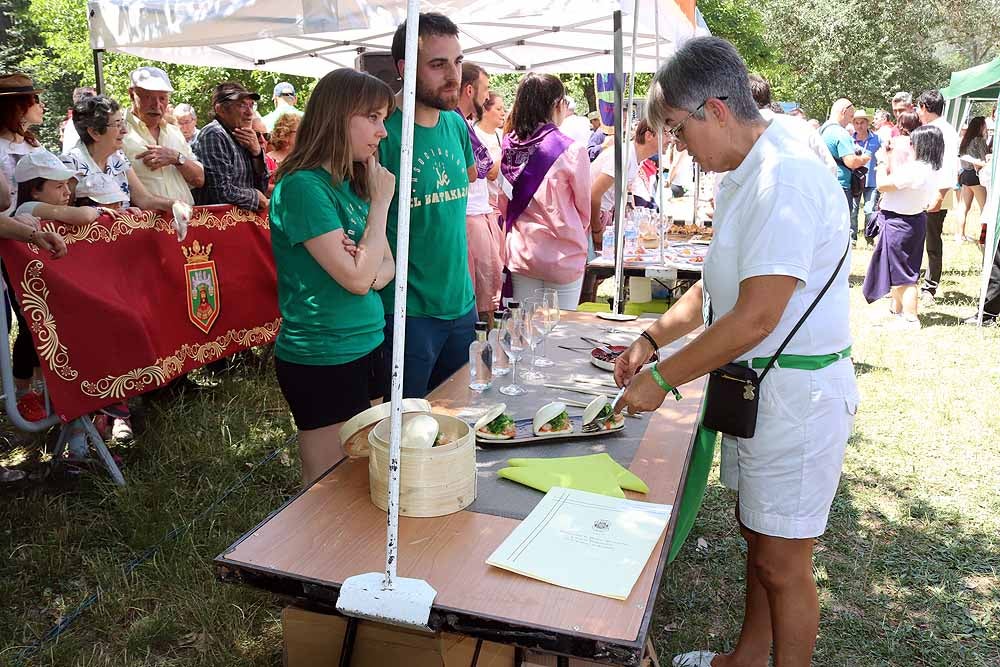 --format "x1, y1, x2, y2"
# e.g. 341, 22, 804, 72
646, 36, 760, 132
892, 91, 912, 106
174, 103, 196, 120
73, 95, 121, 146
